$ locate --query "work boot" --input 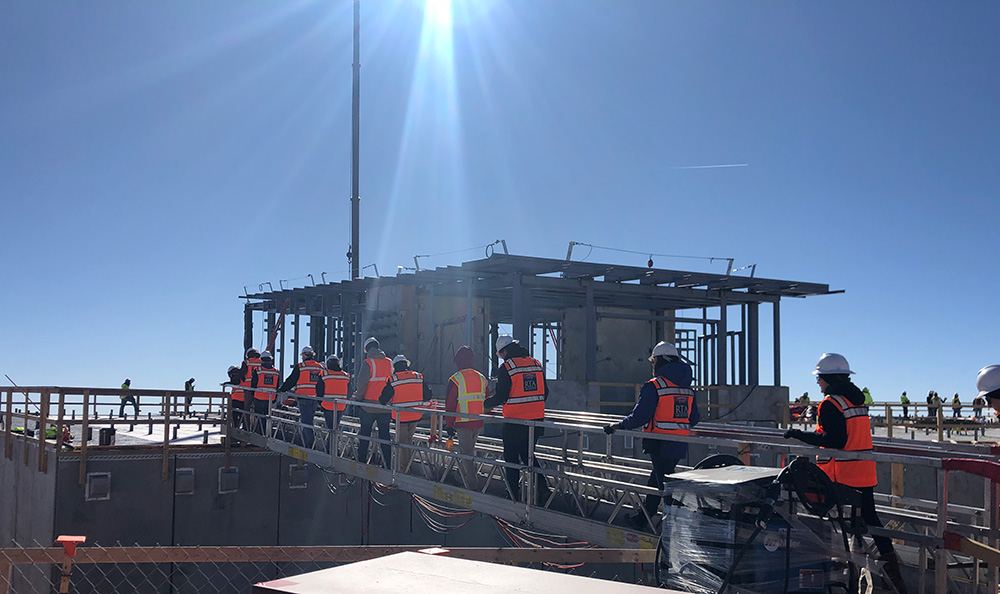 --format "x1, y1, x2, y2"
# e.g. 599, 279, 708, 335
881, 553, 908, 594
